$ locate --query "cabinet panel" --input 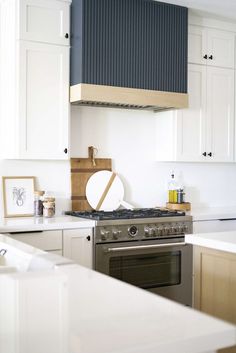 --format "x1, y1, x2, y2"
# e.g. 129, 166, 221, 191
63, 229, 93, 269
19, 41, 69, 159
176, 64, 207, 161
194, 246, 236, 325
19, 0, 70, 45
207, 29, 235, 69
7, 230, 63, 251
206, 67, 234, 162
188, 25, 207, 65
